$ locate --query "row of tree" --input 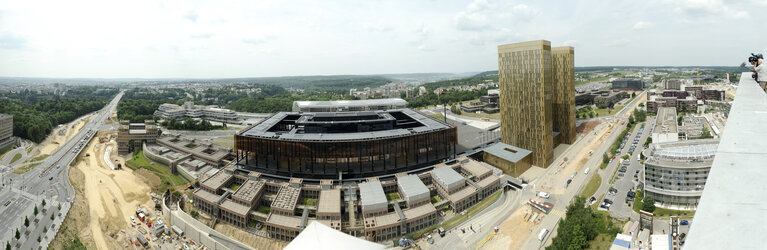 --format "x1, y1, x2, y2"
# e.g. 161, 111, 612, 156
226, 93, 354, 113
406, 89, 488, 109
